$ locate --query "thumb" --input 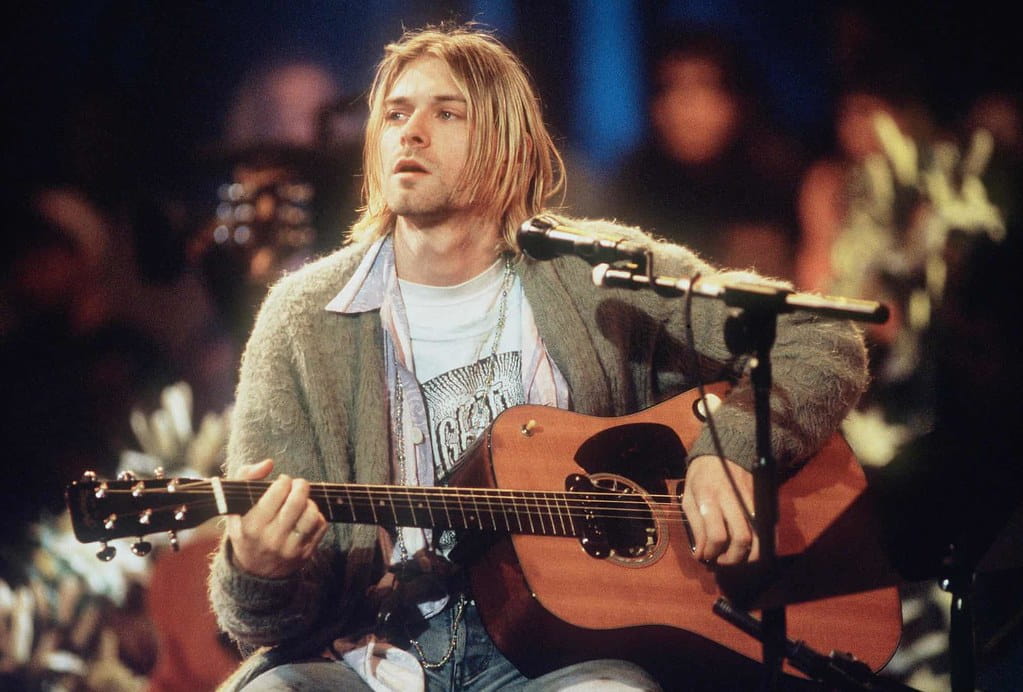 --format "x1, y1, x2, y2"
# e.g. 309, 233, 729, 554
234, 458, 275, 480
